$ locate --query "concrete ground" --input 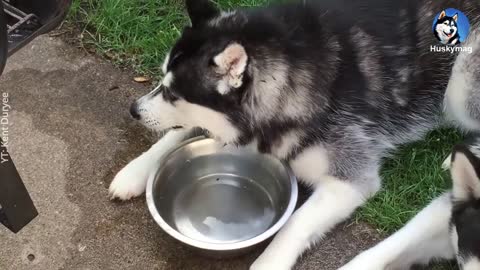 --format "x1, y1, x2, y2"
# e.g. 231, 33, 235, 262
0, 36, 382, 270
